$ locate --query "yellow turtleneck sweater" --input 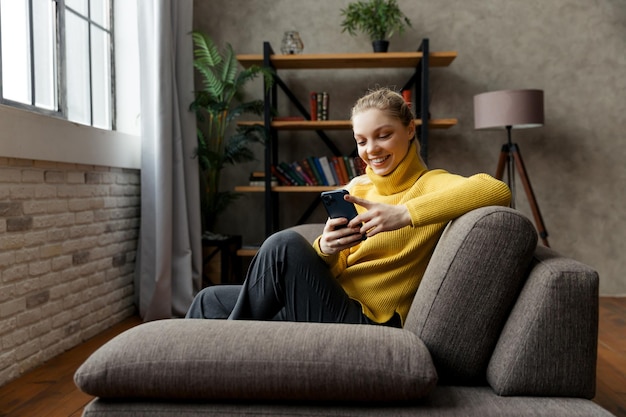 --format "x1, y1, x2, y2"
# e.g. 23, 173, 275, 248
313, 143, 511, 325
